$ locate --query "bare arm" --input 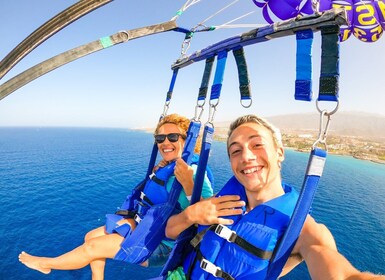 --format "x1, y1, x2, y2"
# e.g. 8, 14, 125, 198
293, 216, 384, 280
305, 245, 385, 280
165, 195, 245, 239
